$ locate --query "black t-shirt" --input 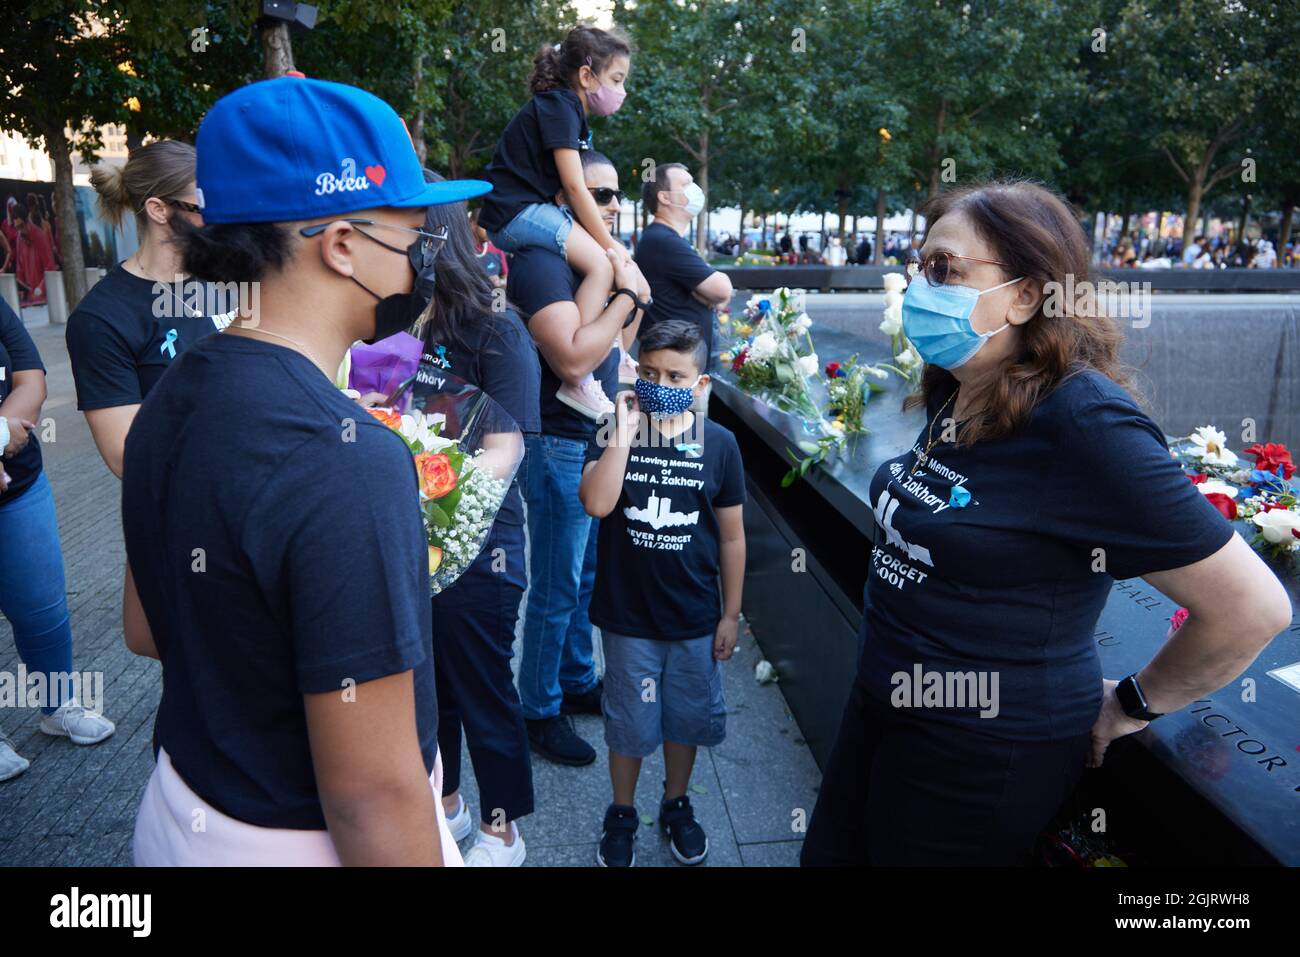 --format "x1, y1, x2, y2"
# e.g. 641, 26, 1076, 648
415, 307, 541, 526
0, 298, 44, 504
859, 369, 1234, 741
507, 247, 619, 443
585, 416, 746, 640
634, 222, 718, 369
479, 89, 591, 233
121, 333, 436, 830
65, 264, 235, 411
